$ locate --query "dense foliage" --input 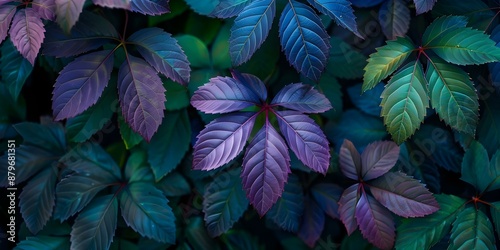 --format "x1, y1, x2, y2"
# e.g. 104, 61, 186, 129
0, 0, 500, 249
